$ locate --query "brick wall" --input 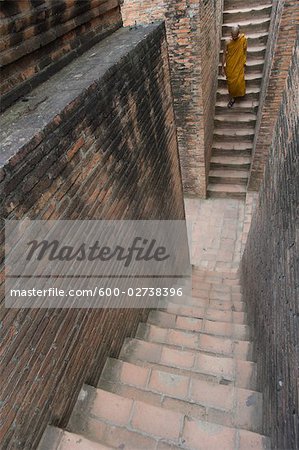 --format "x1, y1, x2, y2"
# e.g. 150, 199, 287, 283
241, 42, 298, 450
120, 0, 223, 197
0, 0, 122, 111
0, 24, 186, 449
248, 0, 298, 191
